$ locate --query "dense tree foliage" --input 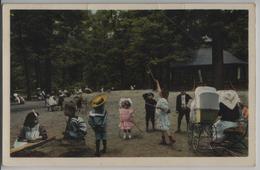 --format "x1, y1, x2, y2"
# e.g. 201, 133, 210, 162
10, 10, 248, 98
